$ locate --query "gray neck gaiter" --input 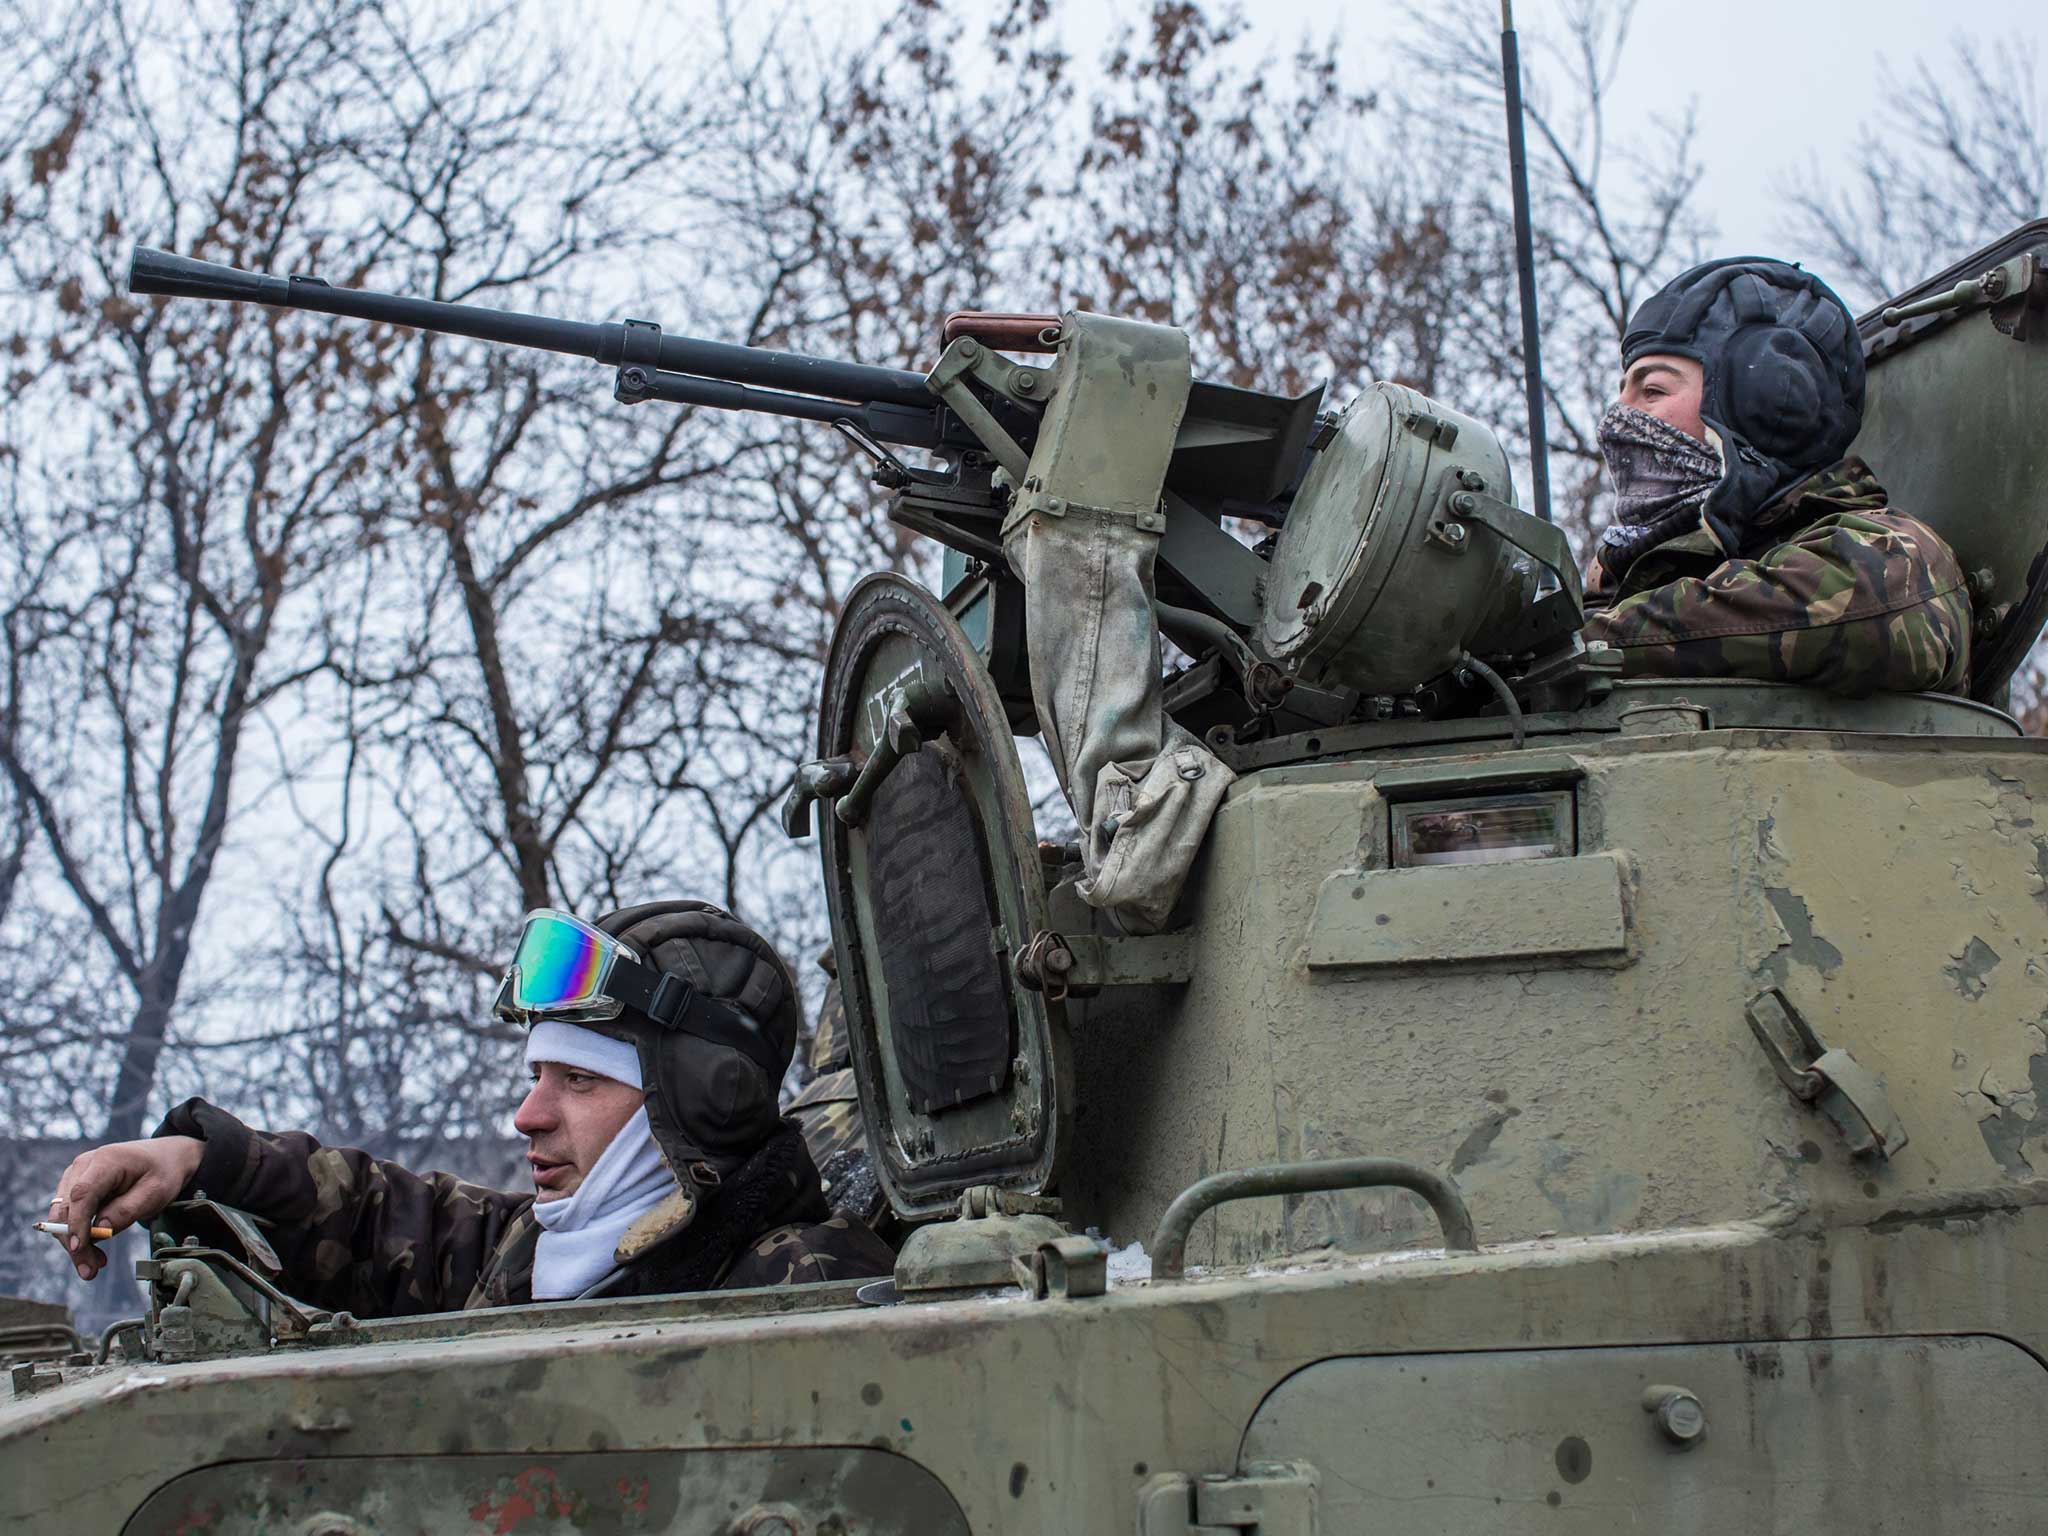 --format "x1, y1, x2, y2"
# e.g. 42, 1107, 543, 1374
1595, 402, 1723, 577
